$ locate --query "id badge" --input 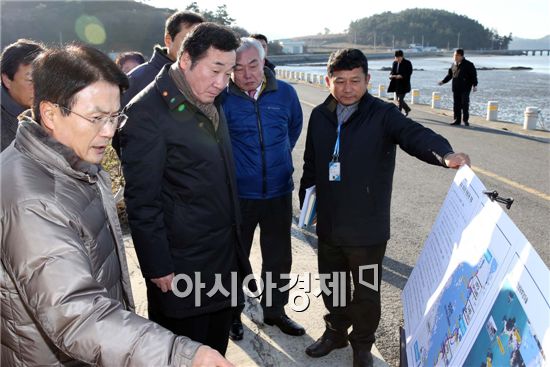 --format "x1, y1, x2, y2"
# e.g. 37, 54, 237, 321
329, 161, 341, 182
